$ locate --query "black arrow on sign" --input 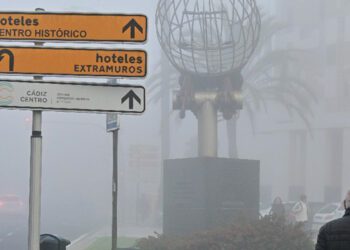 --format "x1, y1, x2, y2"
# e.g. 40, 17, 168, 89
122, 90, 141, 110
0, 49, 14, 72
122, 19, 143, 39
